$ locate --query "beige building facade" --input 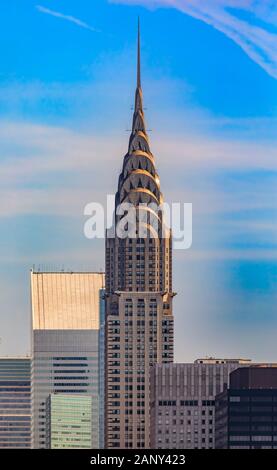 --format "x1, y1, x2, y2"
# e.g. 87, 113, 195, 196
150, 358, 252, 449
